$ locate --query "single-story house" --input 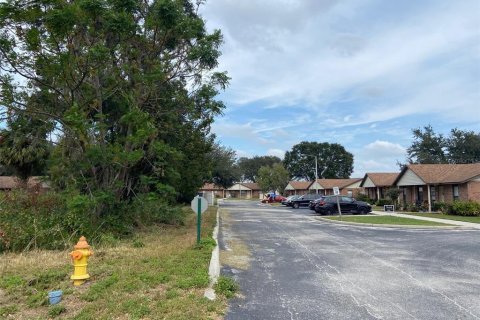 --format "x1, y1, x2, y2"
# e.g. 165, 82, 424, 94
284, 181, 312, 196
309, 178, 363, 197
0, 176, 50, 192
198, 183, 225, 199
360, 173, 399, 201
227, 183, 262, 199
393, 163, 480, 212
